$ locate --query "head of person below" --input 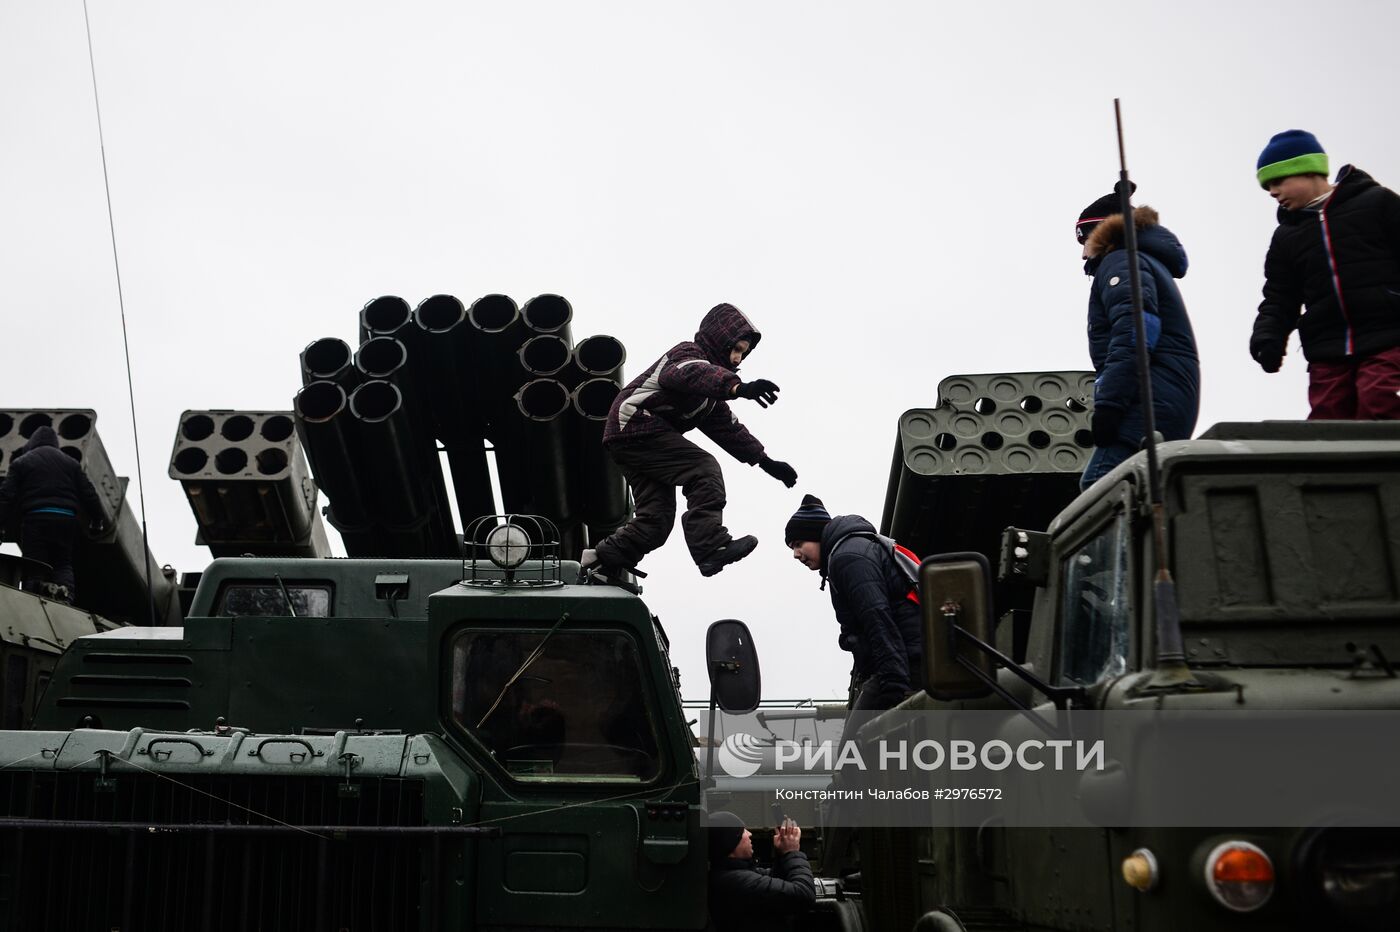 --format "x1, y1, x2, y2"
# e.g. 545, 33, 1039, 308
706, 811, 814, 931
785, 494, 924, 711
